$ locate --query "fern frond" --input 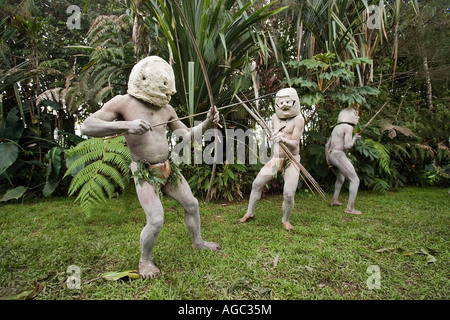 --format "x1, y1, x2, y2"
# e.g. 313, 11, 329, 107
365, 139, 391, 175
380, 121, 417, 139
370, 178, 390, 194
98, 163, 127, 189
64, 137, 131, 214
65, 150, 104, 176
102, 153, 130, 174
